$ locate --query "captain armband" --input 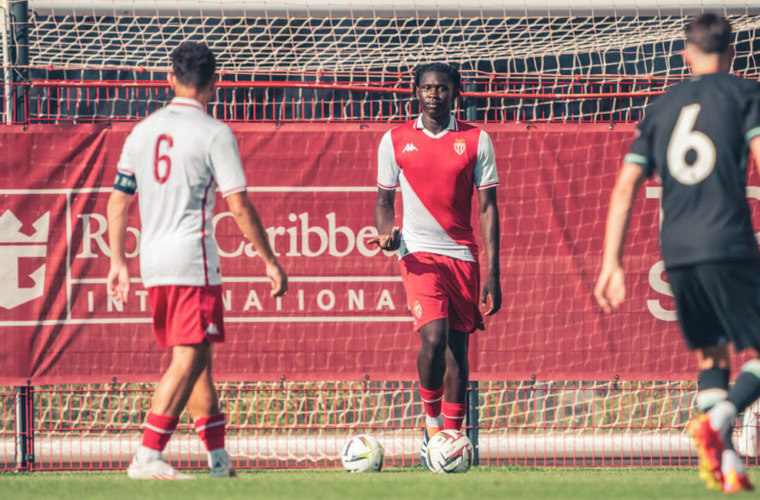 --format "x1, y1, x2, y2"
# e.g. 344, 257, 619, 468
113, 171, 137, 195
